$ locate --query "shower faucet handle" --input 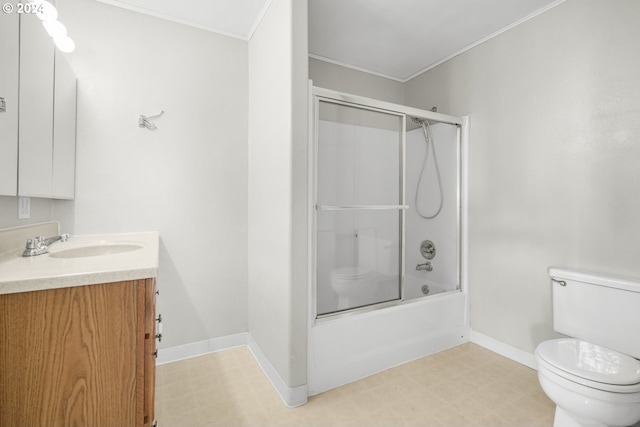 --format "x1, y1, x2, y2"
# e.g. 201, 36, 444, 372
420, 240, 436, 260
